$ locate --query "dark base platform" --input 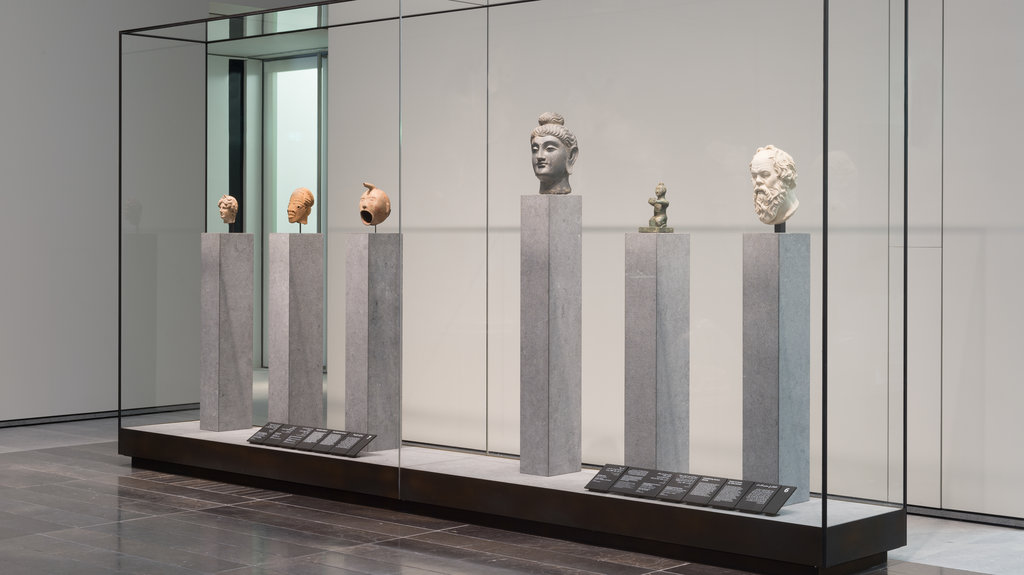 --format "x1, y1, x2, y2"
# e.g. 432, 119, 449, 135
120, 424, 905, 575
